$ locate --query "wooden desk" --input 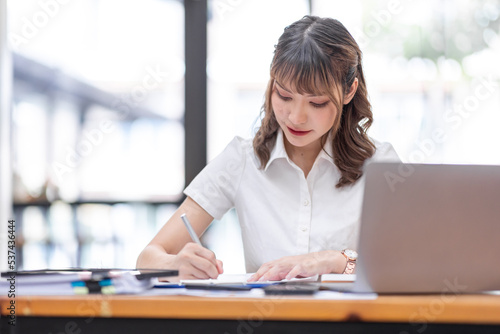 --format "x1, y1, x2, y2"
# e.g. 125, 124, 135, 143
1, 293, 500, 333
